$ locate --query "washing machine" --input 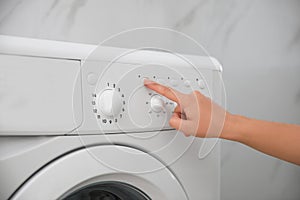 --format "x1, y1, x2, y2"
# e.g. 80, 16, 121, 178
0, 35, 223, 200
